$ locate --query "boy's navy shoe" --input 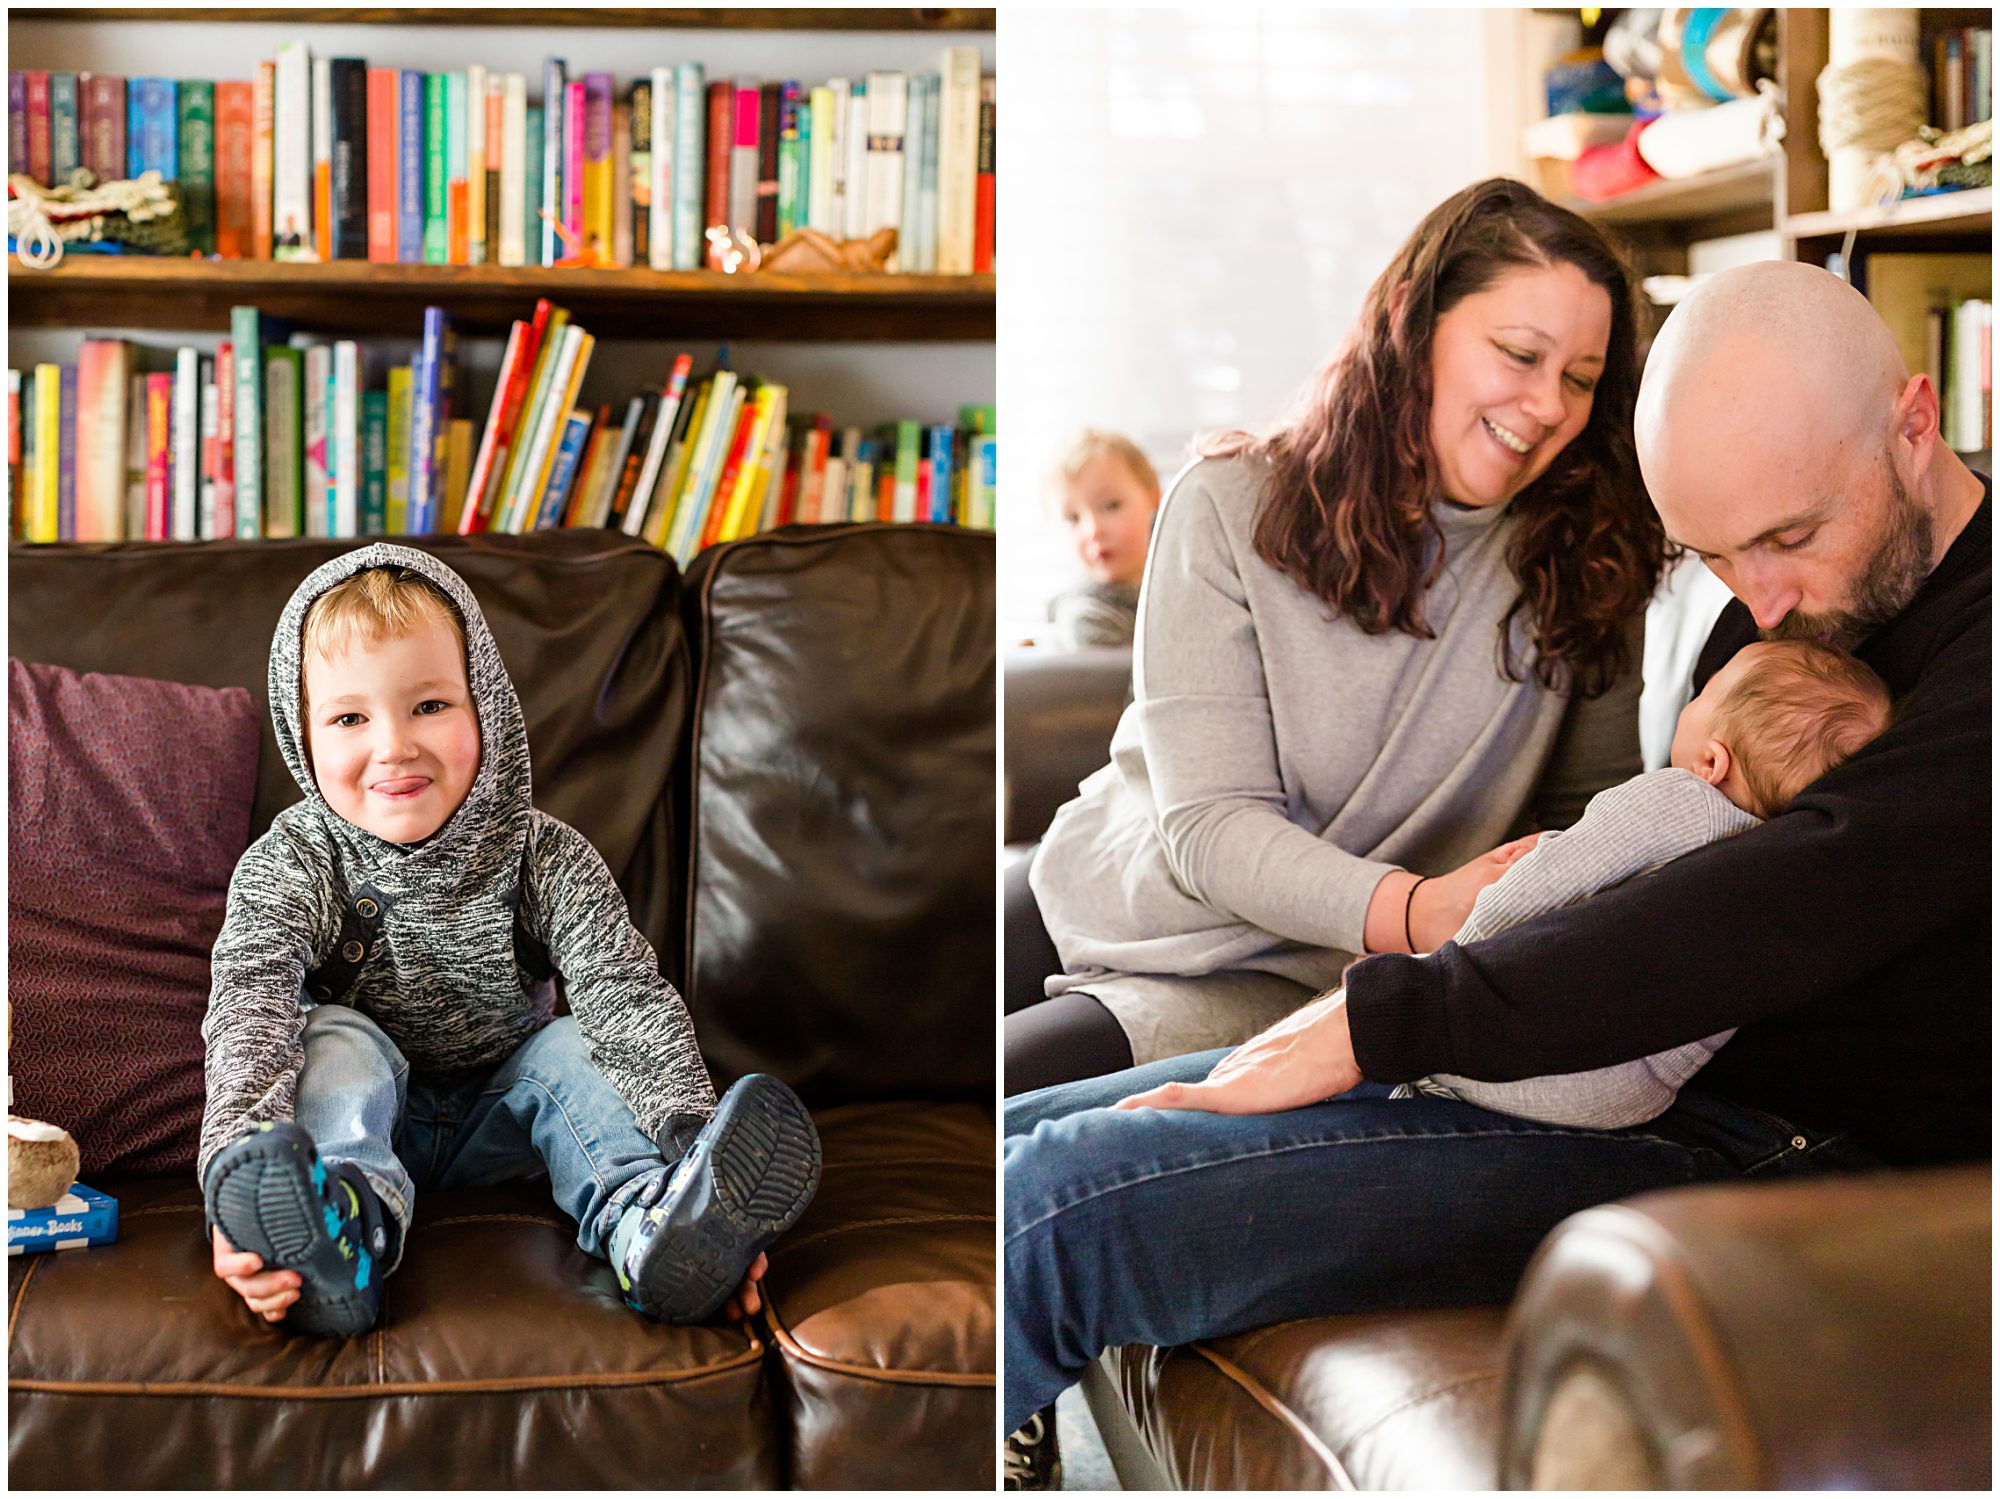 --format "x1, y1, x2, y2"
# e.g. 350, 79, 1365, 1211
203, 1120, 392, 1338
618, 1074, 822, 1324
